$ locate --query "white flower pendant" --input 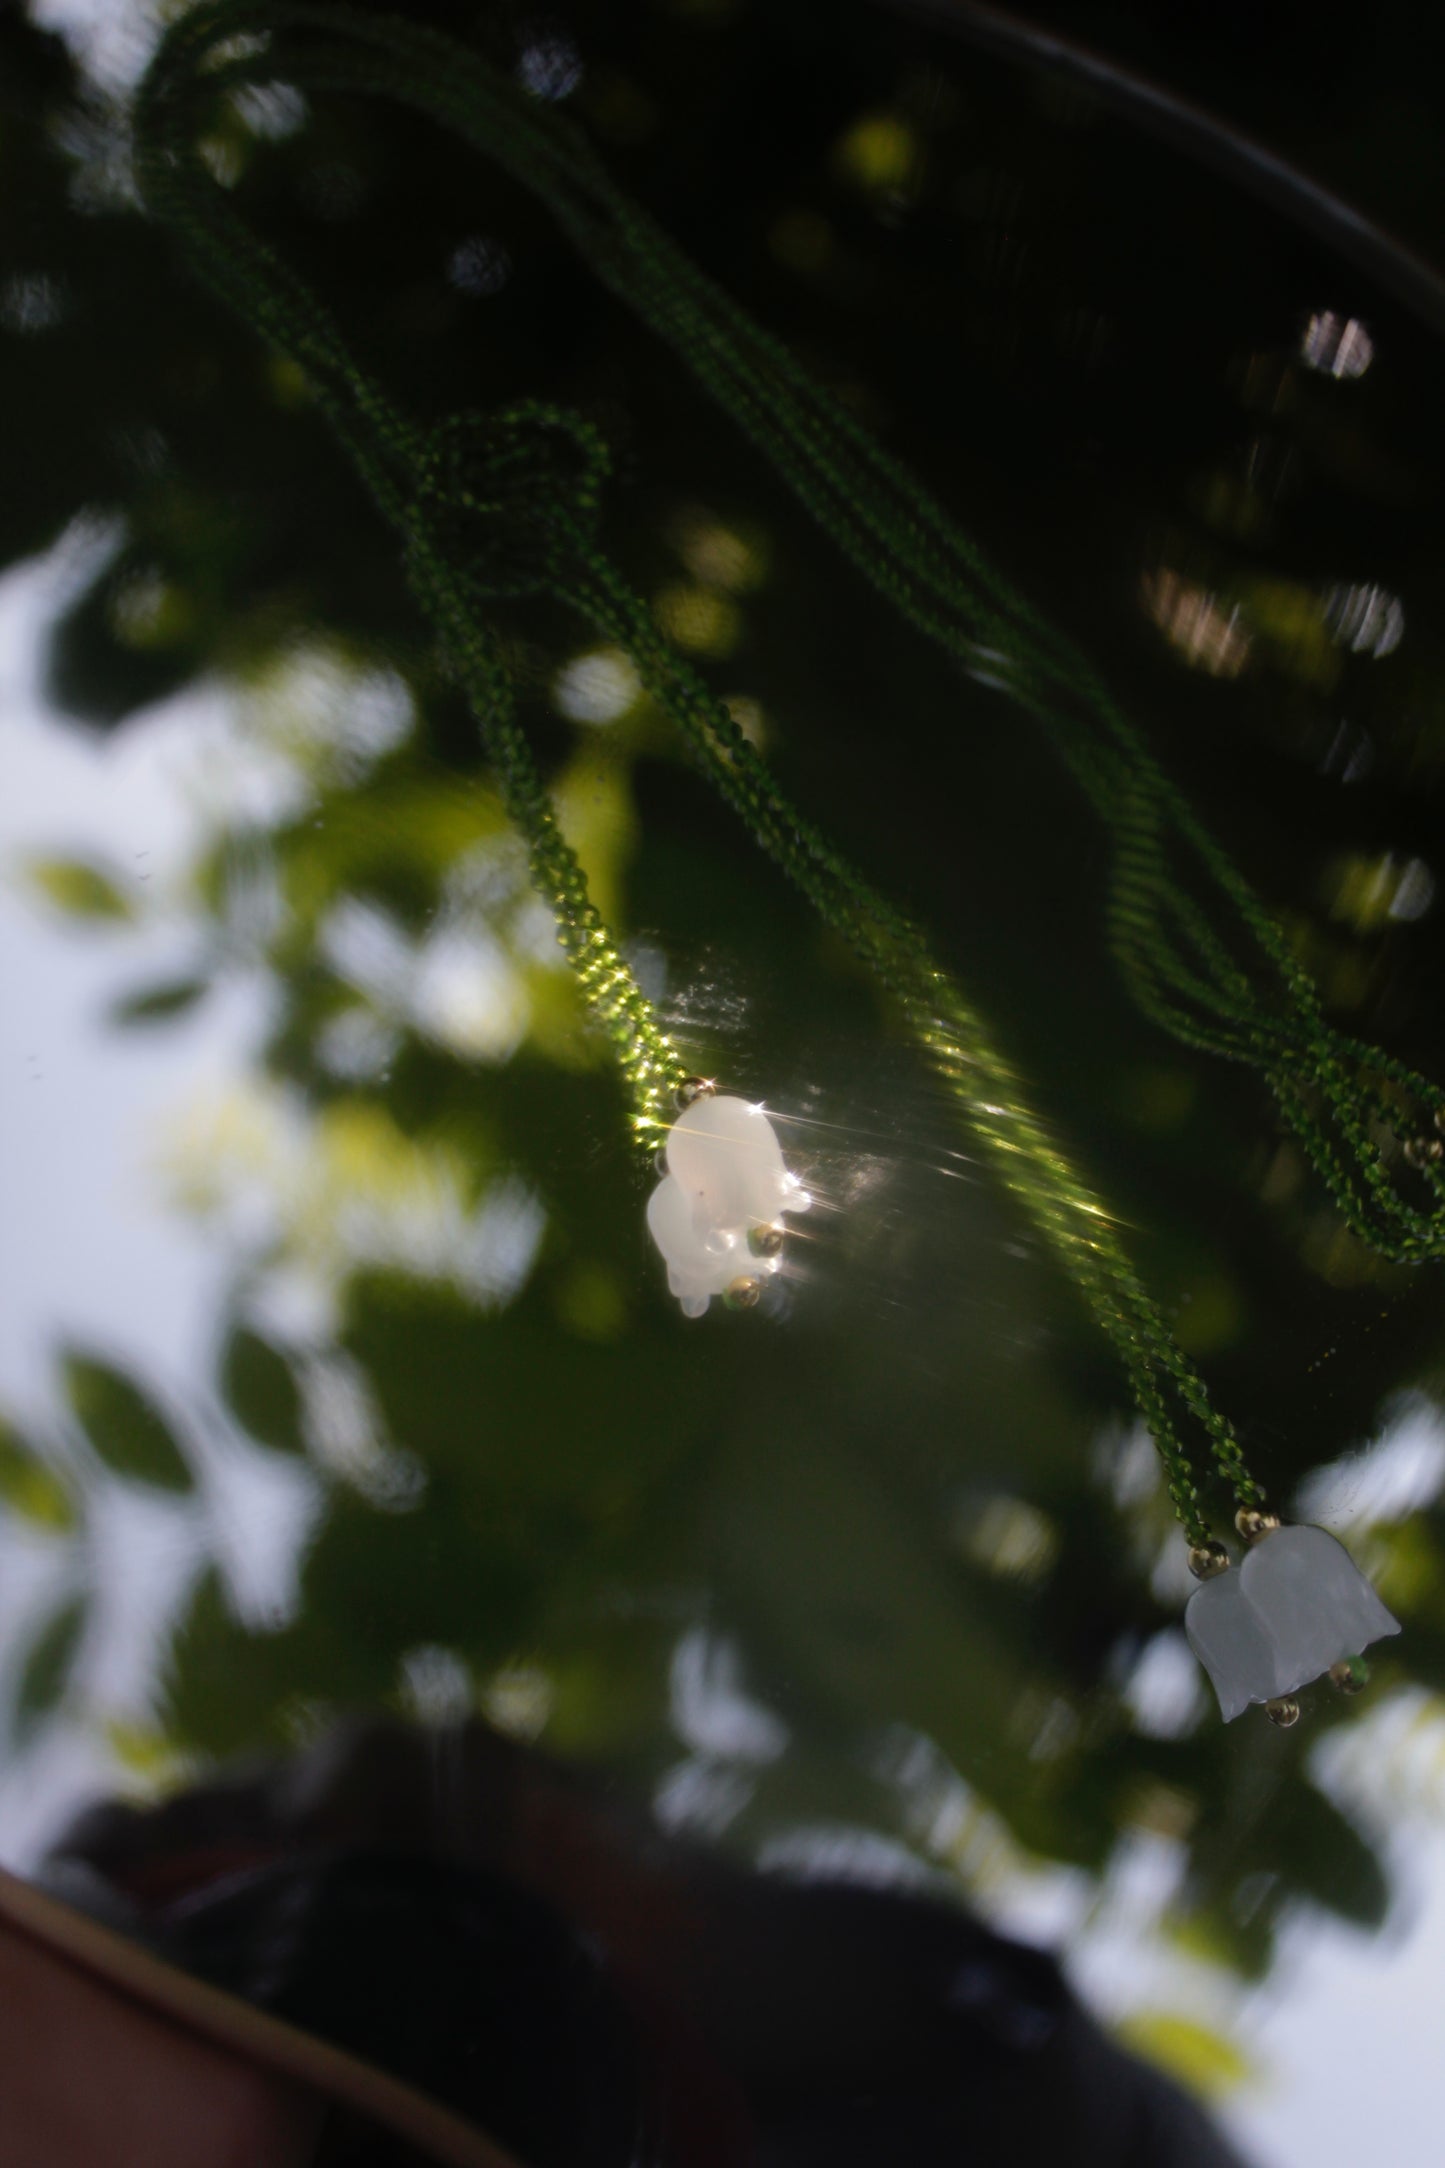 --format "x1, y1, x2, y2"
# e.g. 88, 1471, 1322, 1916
1185, 1524, 1399, 1721
648, 1093, 810, 1317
